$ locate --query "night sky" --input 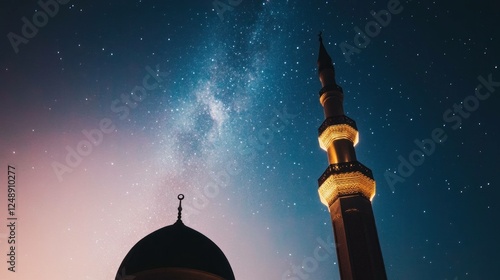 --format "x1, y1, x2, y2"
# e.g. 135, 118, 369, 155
1, 0, 499, 279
